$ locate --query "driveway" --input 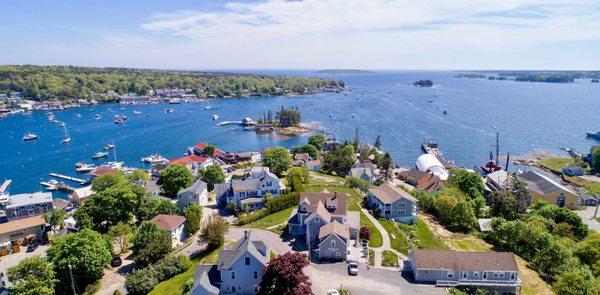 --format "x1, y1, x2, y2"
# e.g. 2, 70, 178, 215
226, 228, 294, 255
576, 206, 600, 232
0, 245, 50, 289
308, 262, 444, 295
98, 252, 136, 295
